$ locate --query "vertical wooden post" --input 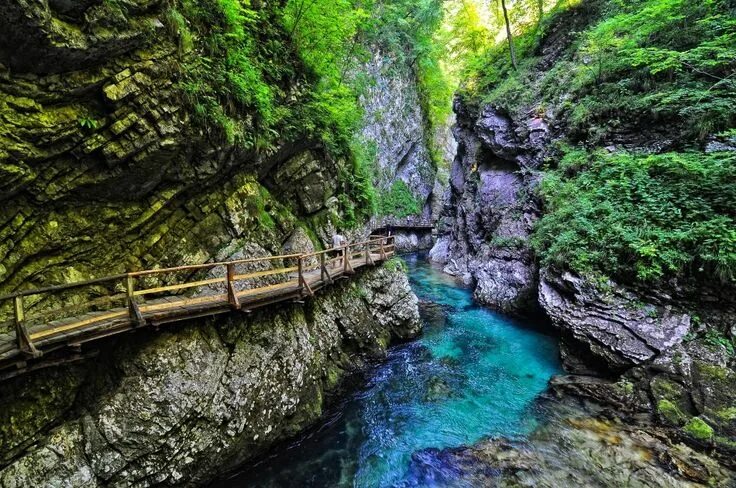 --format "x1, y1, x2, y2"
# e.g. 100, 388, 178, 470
380, 238, 386, 260
14, 295, 40, 357
126, 274, 144, 326
320, 253, 326, 282
298, 255, 314, 297
343, 244, 354, 274
227, 263, 240, 310
365, 241, 374, 265
298, 256, 304, 295
320, 252, 332, 284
